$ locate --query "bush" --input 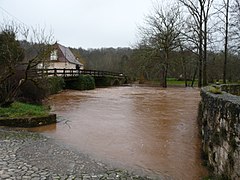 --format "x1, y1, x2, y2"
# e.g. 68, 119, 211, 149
18, 76, 65, 104
18, 79, 49, 104
66, 75, 95, 90
47, 76, 65, 94
95, 76, 113, 87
